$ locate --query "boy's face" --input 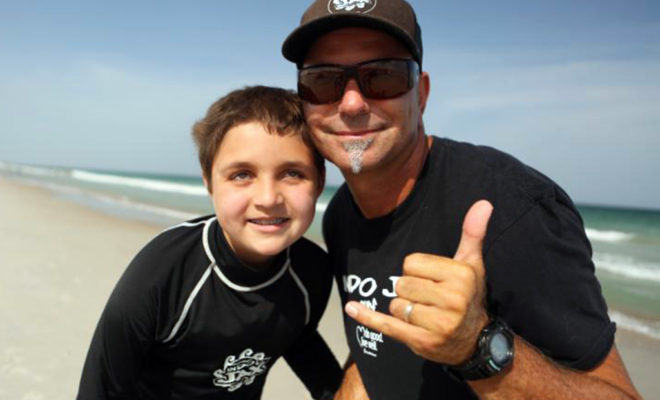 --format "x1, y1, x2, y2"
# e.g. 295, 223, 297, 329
207, 121, 323, 268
